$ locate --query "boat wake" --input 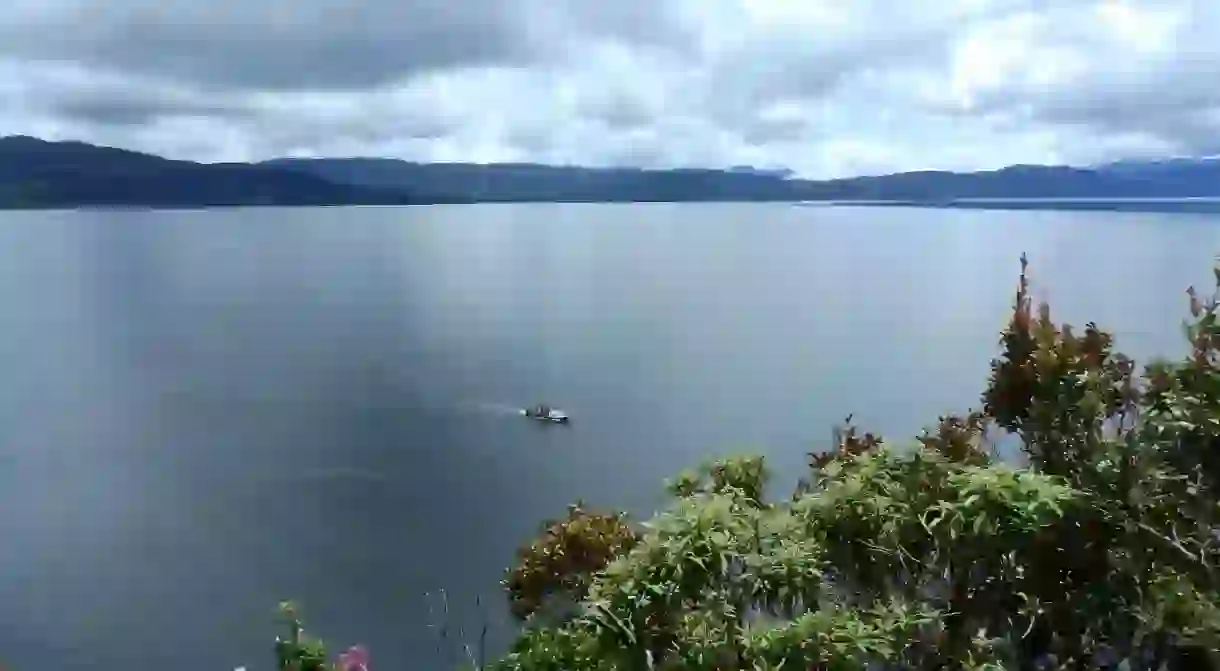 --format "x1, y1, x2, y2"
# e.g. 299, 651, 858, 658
465, 401, 528, 417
